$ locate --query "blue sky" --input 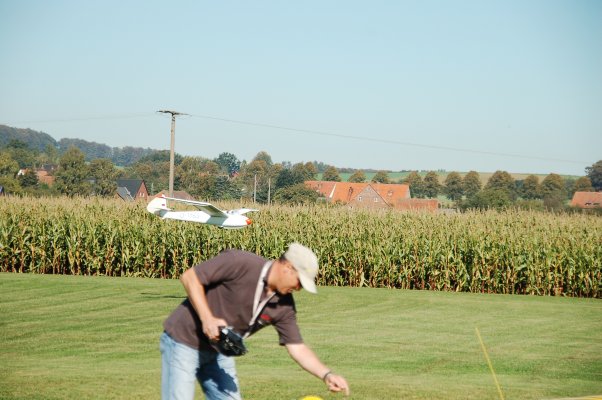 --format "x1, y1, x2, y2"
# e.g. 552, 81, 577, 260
1, 0, 600, 176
